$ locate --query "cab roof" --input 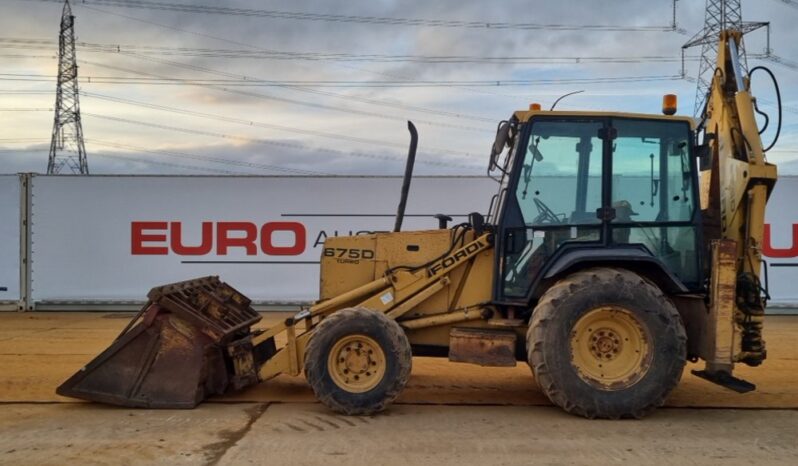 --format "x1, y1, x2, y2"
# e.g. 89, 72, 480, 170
513, 109, 696, 130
